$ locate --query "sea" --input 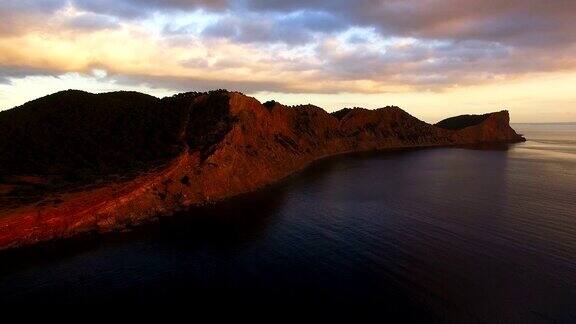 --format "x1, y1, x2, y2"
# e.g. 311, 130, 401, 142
0, 123, 575, 322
